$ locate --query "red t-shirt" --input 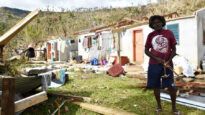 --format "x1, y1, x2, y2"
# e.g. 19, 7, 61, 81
145, 29, 177, 64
